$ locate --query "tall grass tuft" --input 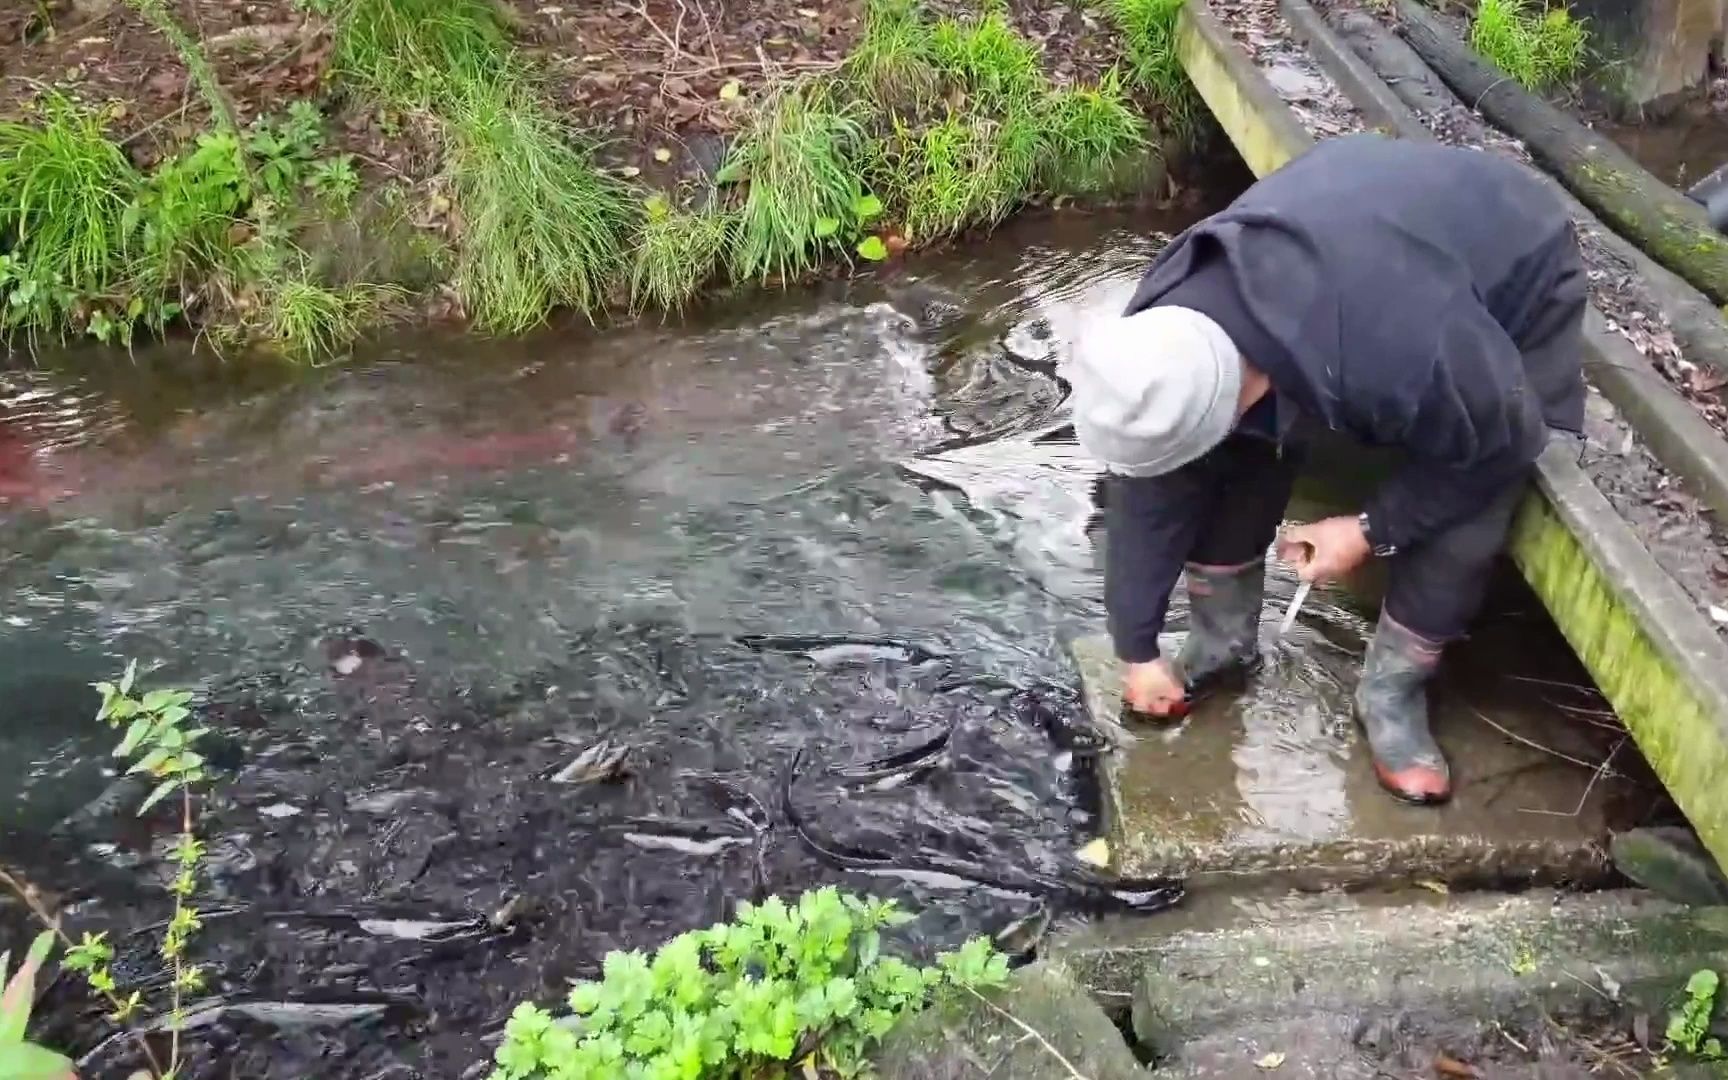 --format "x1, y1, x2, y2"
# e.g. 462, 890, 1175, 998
445, 80, 633, 332
1105, 0, 1203, 145
1471, 0, 1587, 91
1040, 69, 1151, 194
629, 195, 731, 313
263, 273, 399, 360
844, 0, 939, 109
0, 94, 142, 303
331, 0, 632, 329
330, 0, 508, 106
724, 86, 867, 284
930, 12, 1046, 108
